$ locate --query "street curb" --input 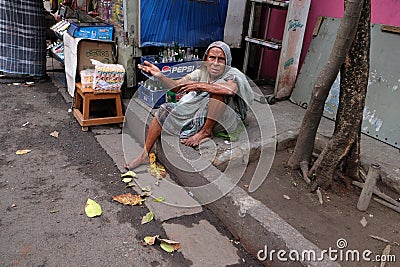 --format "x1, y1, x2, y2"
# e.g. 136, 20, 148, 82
156, 142, 339, 267
123, 98, 339, 267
